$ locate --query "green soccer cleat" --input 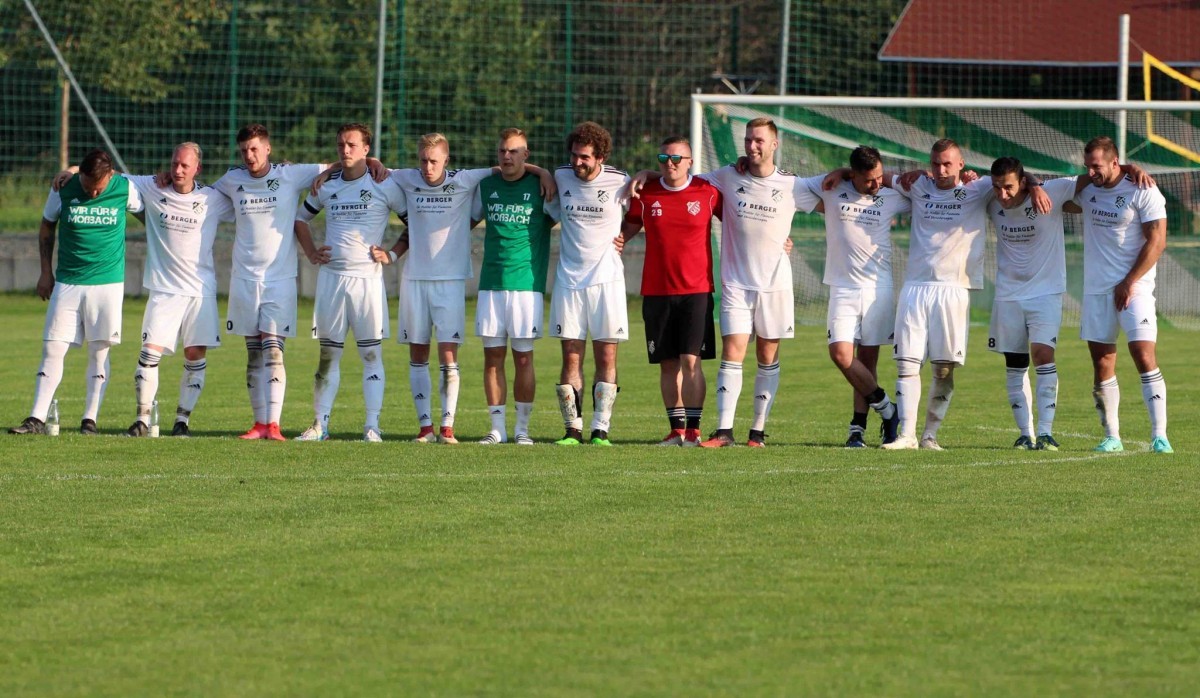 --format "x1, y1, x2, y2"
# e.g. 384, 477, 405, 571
1013, 435, 1035, 450
1035, 434, 1059, 451
1094, 436, 1124, 453
1151, 436, 1174, 454
556, 429, 583, 446
589, 436, 613, 446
